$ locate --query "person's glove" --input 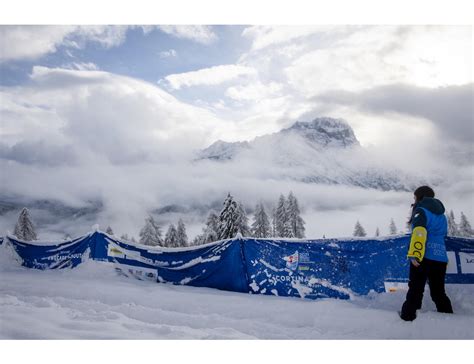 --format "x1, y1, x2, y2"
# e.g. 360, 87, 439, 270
410, 258, 420, 267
